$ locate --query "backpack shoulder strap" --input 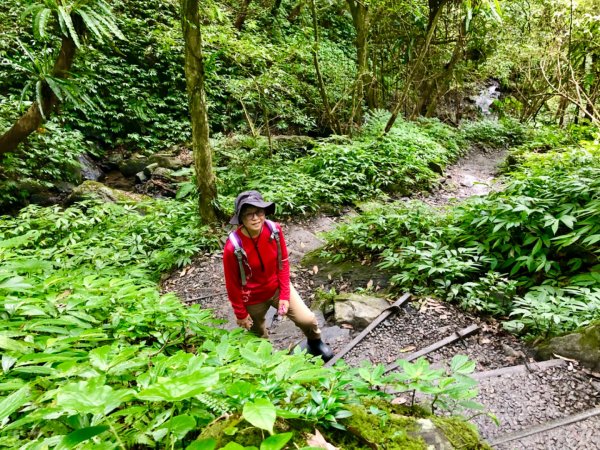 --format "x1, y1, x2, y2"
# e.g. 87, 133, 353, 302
265, 220, 282, 271
228, 230, 248, 286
